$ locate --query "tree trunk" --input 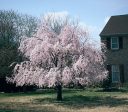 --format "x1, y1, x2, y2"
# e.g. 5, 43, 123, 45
56, 85, 62, 101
